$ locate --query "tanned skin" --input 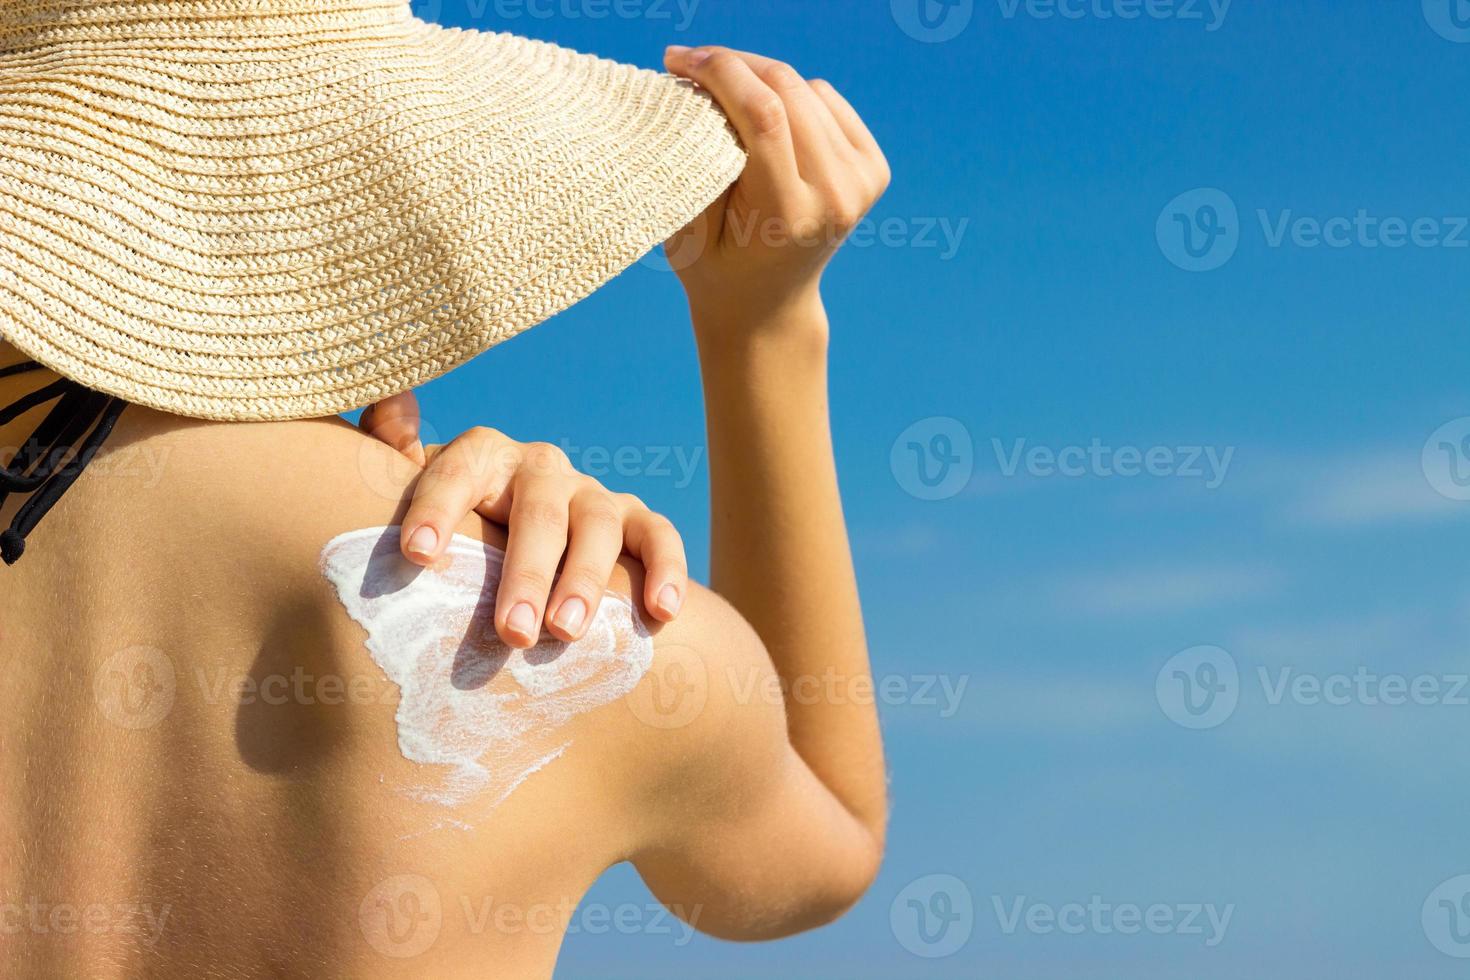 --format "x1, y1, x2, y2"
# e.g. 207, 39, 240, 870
0, 44, 889, 979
